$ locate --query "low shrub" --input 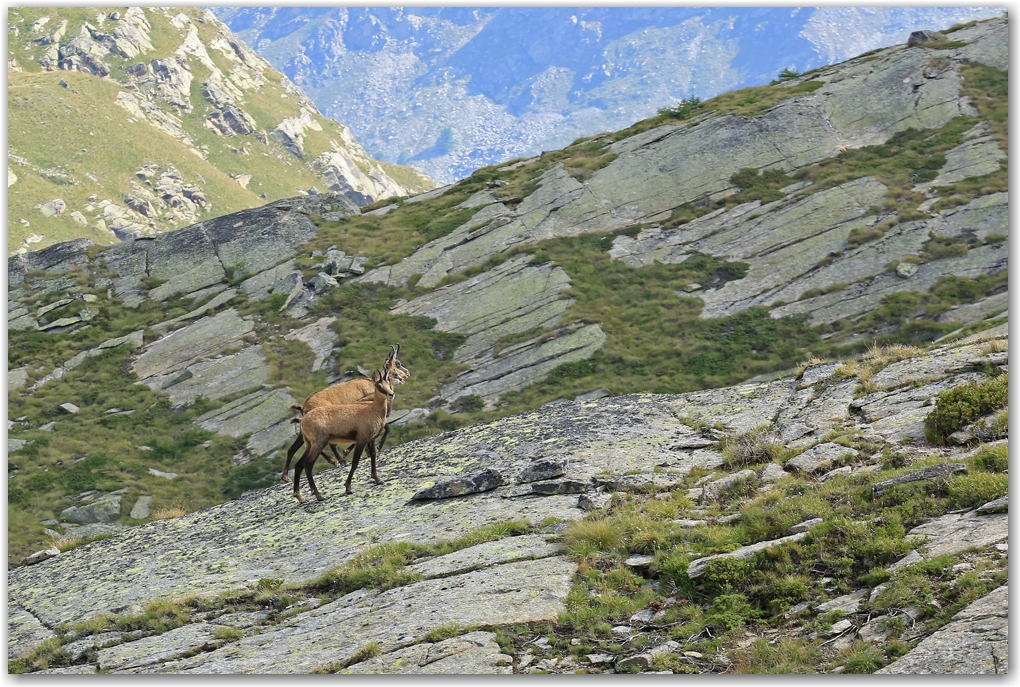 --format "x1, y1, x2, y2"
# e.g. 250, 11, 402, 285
925, 374, 1008, 441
